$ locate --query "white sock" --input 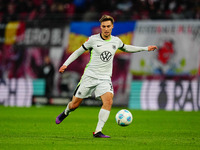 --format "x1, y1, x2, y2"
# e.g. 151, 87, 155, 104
95, 109, 110, 133
64, 103, 71, 115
